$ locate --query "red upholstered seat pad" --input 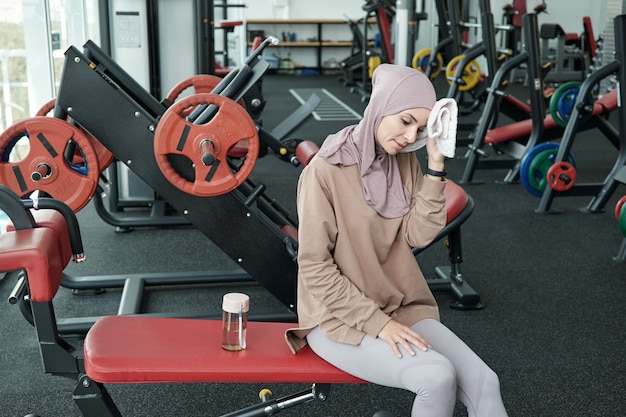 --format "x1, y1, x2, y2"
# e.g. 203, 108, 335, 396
84, 317, 366, 385
595, 89, 618, 112
444, 181, 469, 223
6, 209, 72, 265
0, 228, 64, 302
485, 114, 558, 144
219, 20, 243, 28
